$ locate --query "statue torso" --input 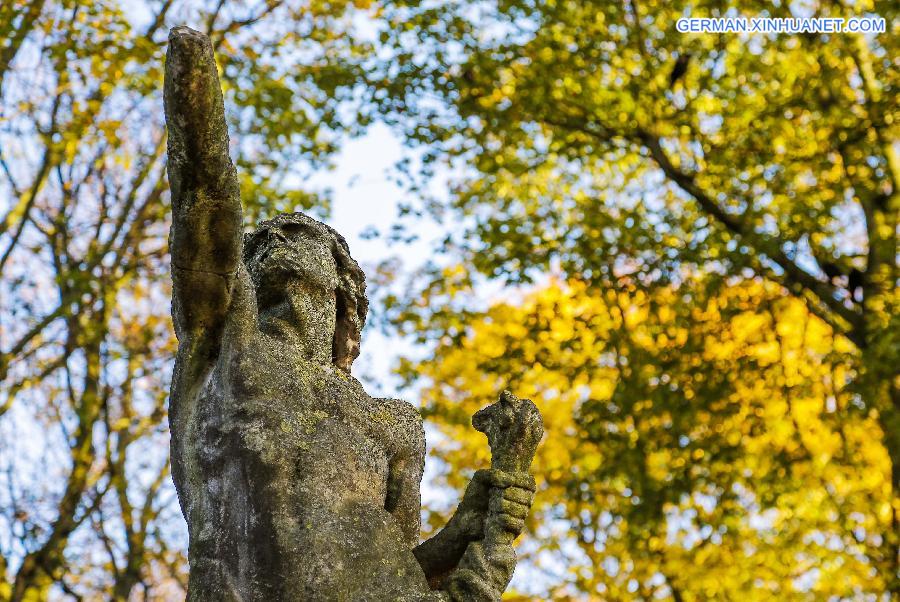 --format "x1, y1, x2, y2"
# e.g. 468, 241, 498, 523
171, 313, 435, 601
